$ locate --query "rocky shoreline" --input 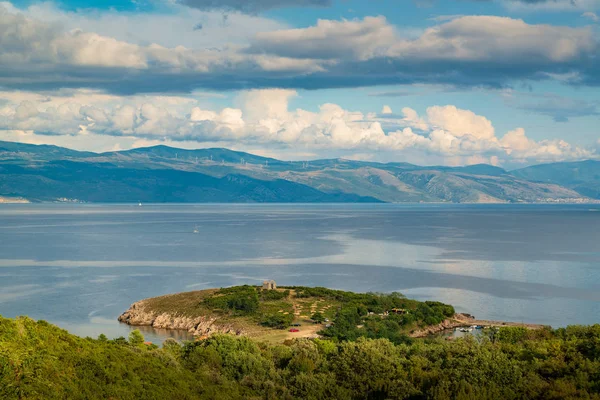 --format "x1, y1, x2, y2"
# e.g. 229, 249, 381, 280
118, 300, 244, 338
409, 313, 549, 338
118, 286, 552, 342
119, 299, 549, 341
